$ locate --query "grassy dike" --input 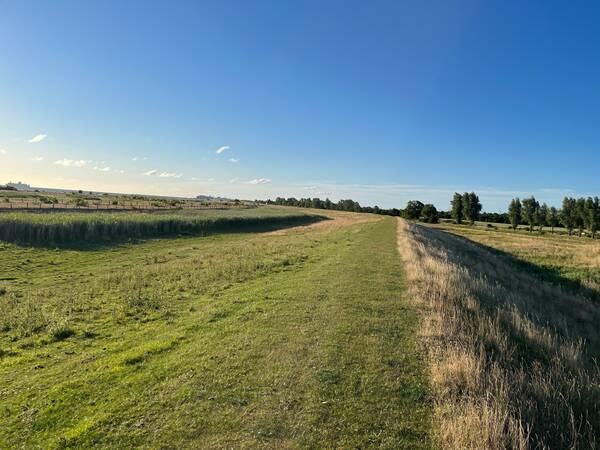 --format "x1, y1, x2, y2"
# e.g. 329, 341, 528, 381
0, 216, 431, 448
